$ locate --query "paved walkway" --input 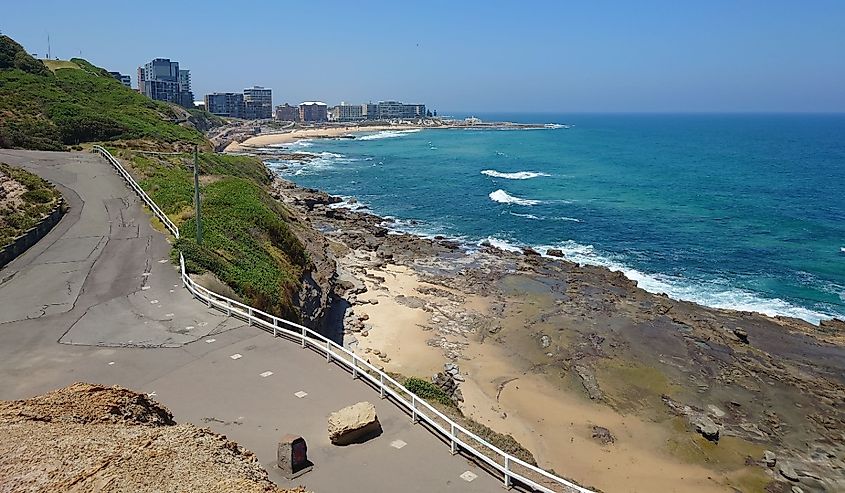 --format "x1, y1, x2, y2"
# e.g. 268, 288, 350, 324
0, 149, 501, 492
